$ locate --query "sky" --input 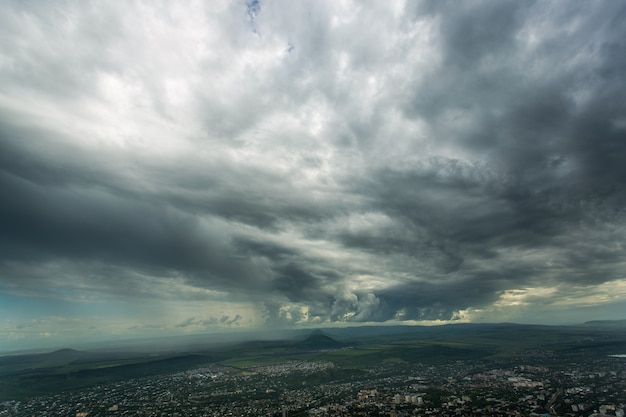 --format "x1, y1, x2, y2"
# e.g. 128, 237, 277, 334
1, 0, 626, 351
